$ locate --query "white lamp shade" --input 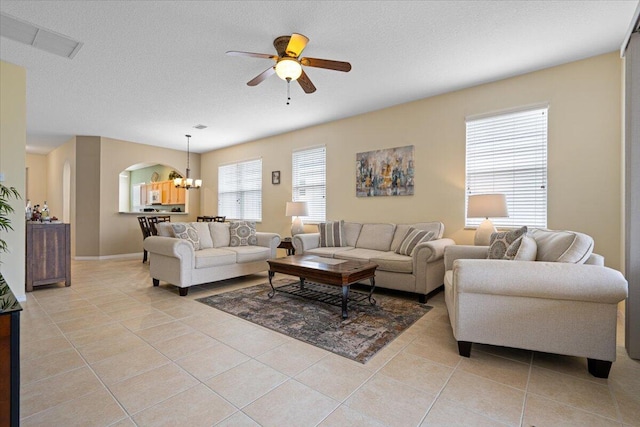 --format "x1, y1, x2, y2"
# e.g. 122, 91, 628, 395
275, 58, 302, 80
467, 194, 508, 218
285, 201, 309, 217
